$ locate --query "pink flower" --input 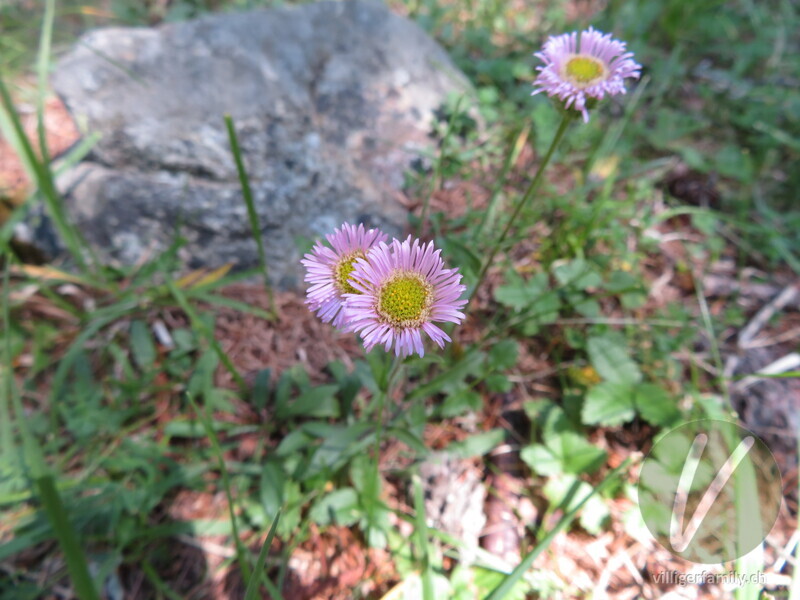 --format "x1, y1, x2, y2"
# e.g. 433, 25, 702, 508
532, 26, 641, 122
343, 236, 467, 358
301, 223, 388, 328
